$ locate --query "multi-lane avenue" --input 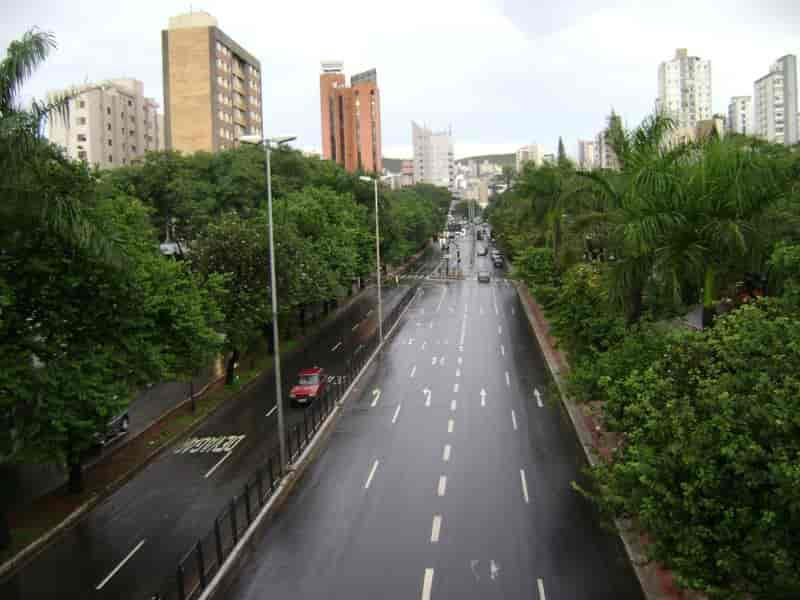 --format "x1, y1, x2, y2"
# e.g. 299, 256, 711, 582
222, 226, 644, 600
